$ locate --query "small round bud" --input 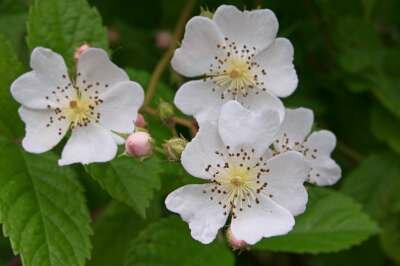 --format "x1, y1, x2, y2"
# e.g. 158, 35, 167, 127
163, 137, 188, 161
74, 43, 90, 60
125, 132, 153, 157
135, 113, 147, 128
226, 227, 249, 251
200, 7, 214, 19
155, 30, 172, 49
158, 99, 175, 123
107, 27, 120, 44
